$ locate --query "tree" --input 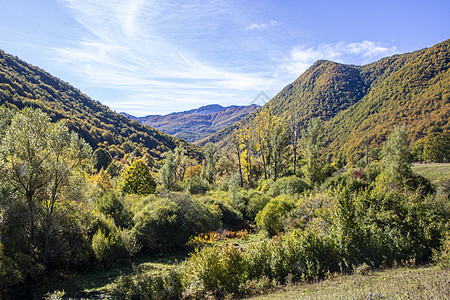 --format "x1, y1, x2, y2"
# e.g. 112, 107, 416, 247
92, 148, 112, 173
379, 125, 412, 185
0, 107, 92, 268
267, 117, 289, 180
423, 132, 450, 163
174, 146, 190, 182
202, 143, 218, 184
302, 118, 327, 185
159, 151, 176, 190
232, 128, 244, 187
289, 113, 300, 175
121, 160, 156, 195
